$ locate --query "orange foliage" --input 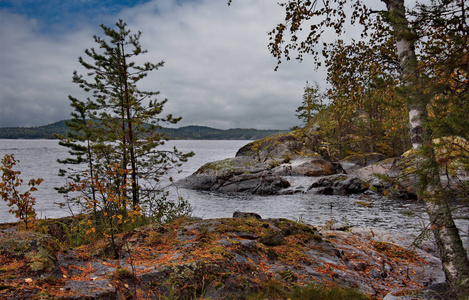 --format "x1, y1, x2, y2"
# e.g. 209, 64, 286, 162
0, 154, 43, 229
